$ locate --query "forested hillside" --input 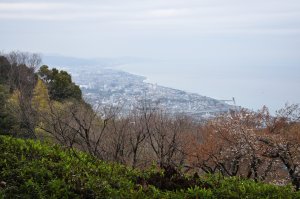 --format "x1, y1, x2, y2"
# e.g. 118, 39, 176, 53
0, 51, 300, 198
